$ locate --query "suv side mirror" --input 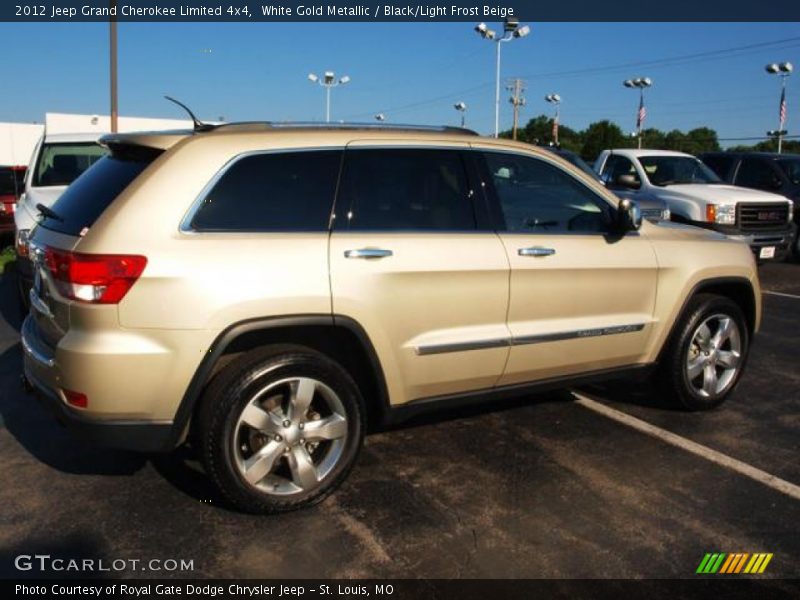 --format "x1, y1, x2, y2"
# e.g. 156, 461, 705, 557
614, 174, 641, 190
617, 198, 642, 232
